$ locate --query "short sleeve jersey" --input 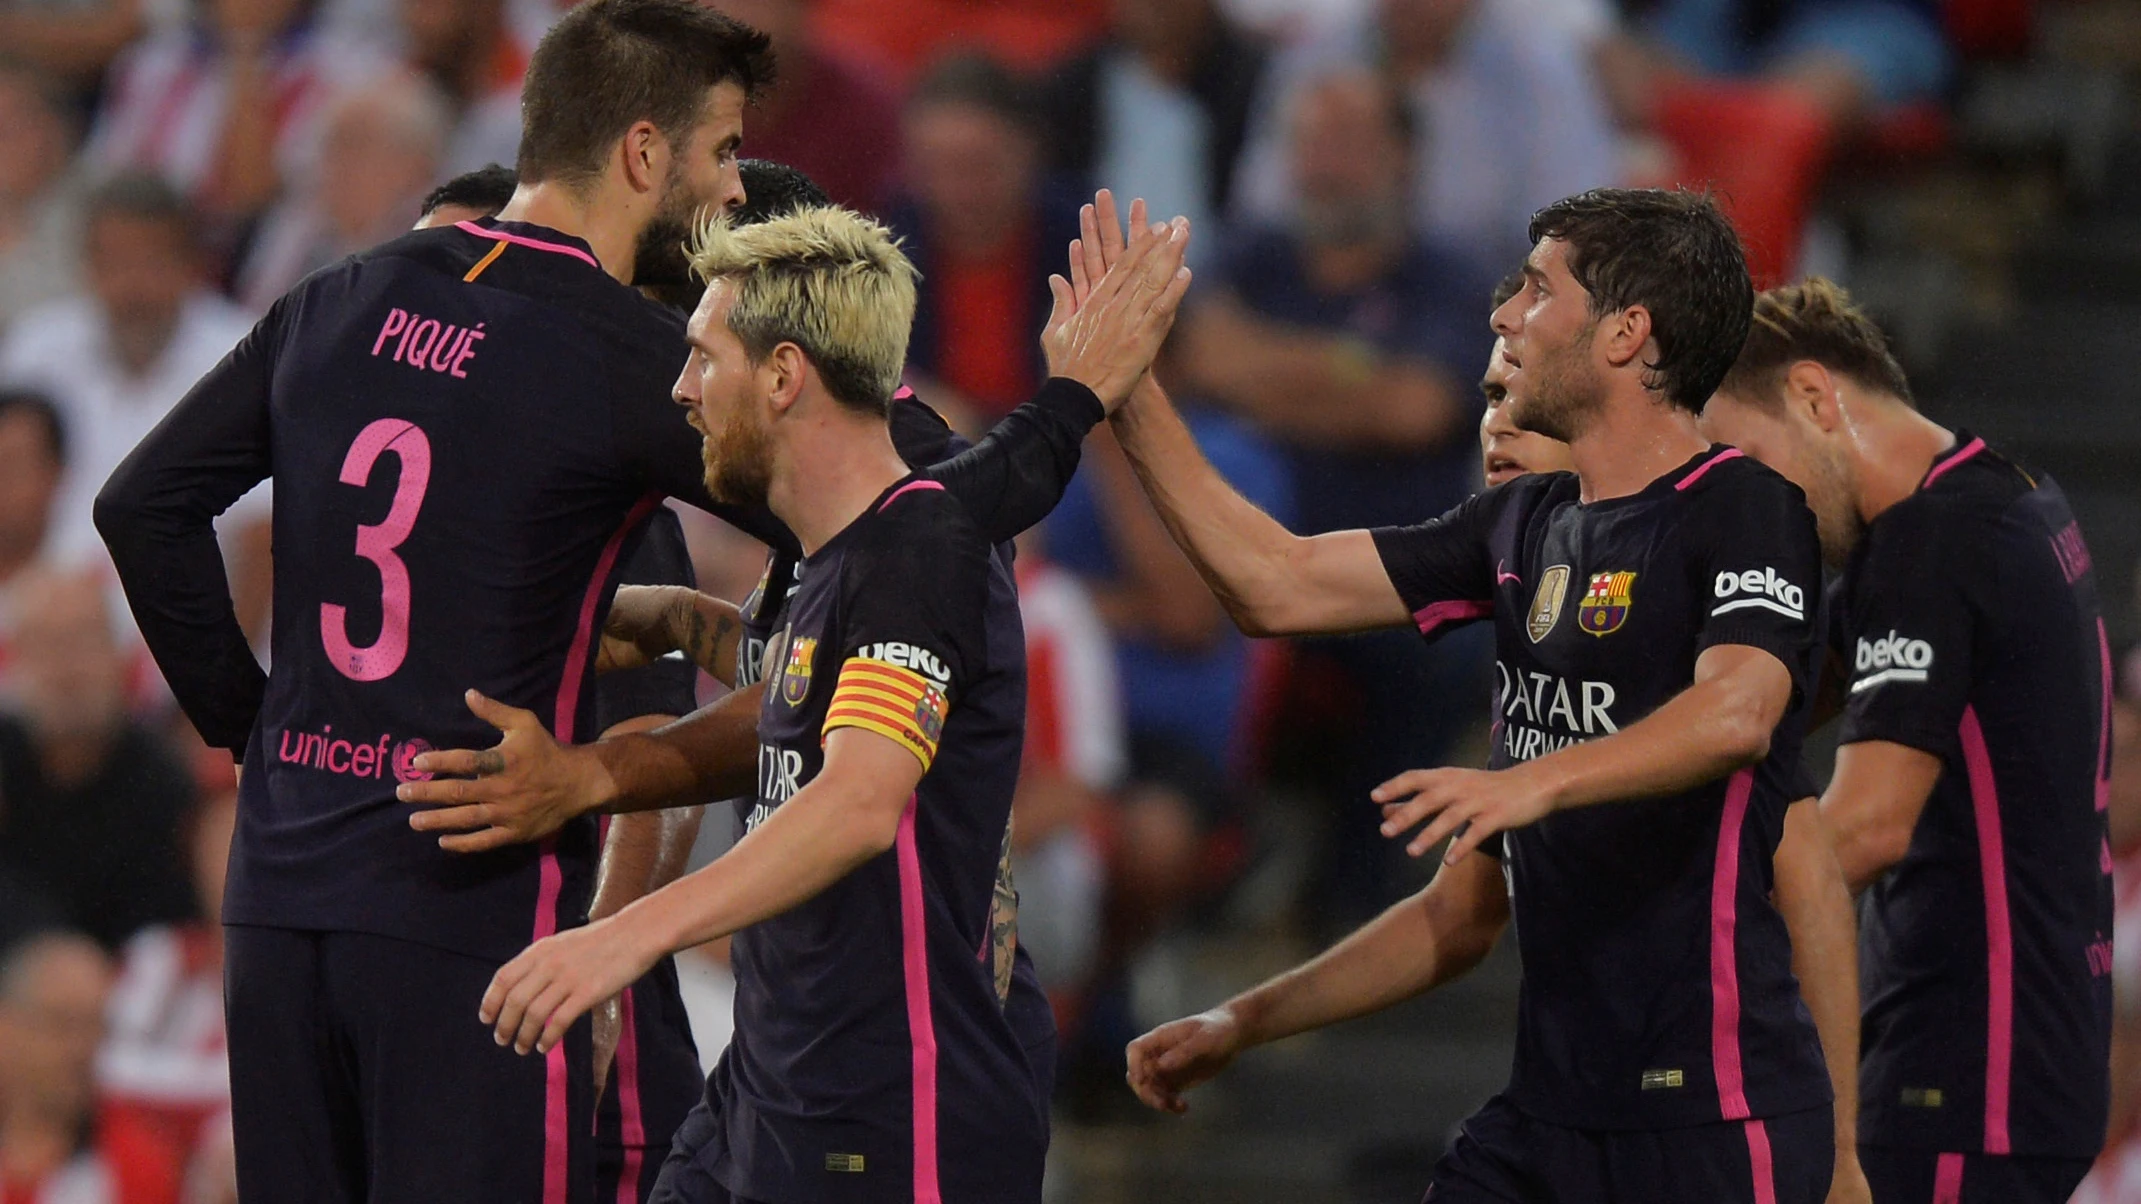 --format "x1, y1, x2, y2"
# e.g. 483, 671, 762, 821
1371, 447, 1832, 1130
1836, 434, 2113, 1158
700, 478, 1045, 1204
